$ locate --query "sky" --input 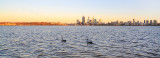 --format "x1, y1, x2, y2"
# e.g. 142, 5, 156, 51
0, 0, 160, 23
